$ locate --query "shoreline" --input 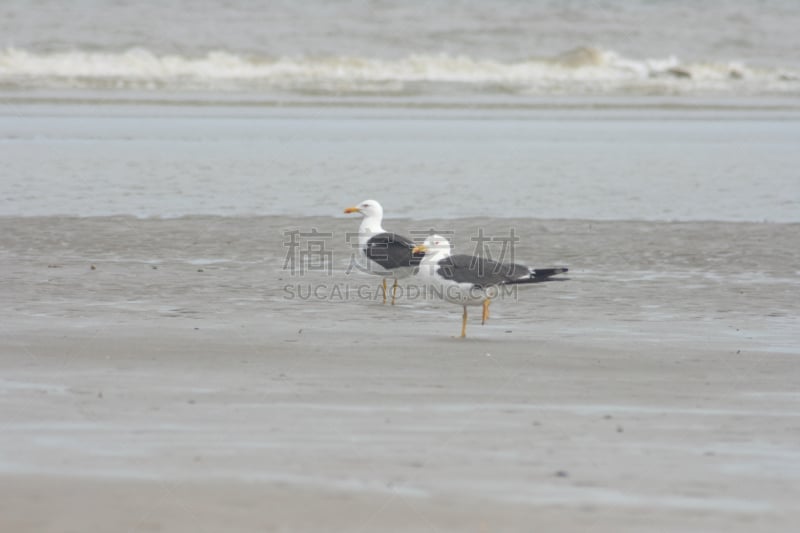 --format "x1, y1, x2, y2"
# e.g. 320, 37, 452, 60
4, 89, 800, 111
3, 213, 800, 224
